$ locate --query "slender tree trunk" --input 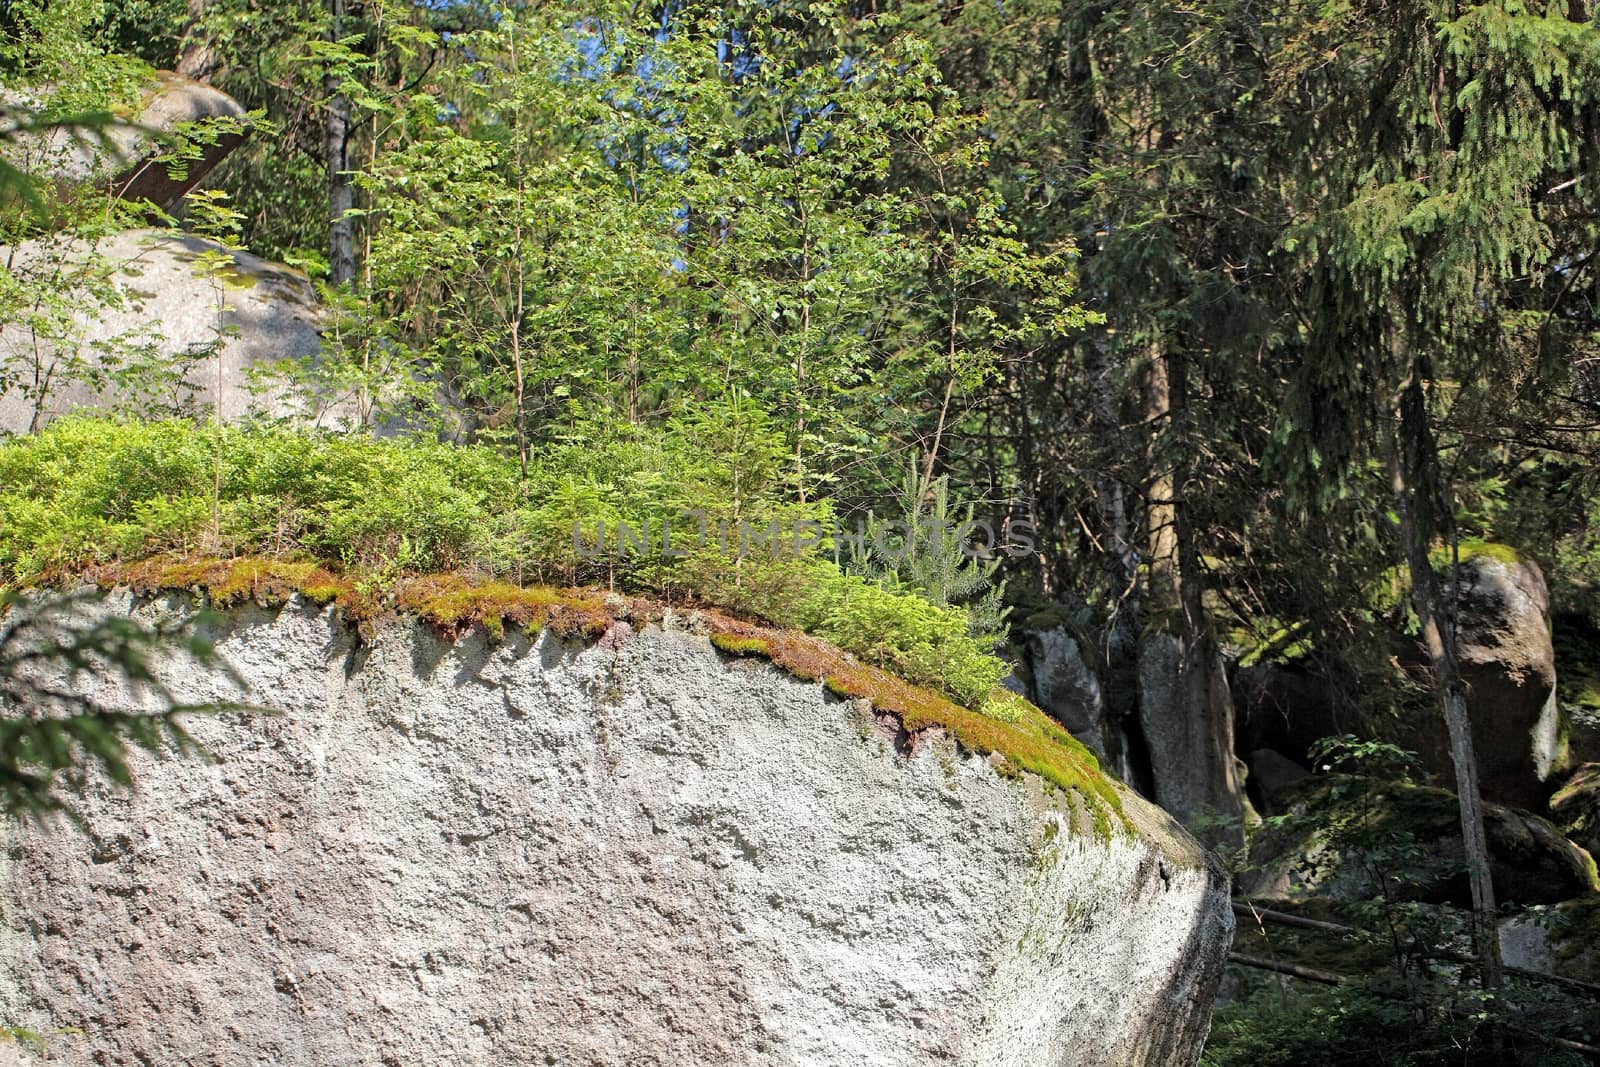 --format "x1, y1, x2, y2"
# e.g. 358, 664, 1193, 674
1137, 340, 1243, 845
1143, 346, 1181, 615
1087, 337, 1143, 786
1386, 367, 1504, 991
324, 0, 357, 289
175, 0, 220, 83
917, 279, 961, 510
1089, 340, 1137, 605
